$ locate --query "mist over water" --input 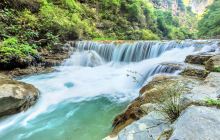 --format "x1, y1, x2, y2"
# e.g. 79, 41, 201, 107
0, 40, 218, 140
